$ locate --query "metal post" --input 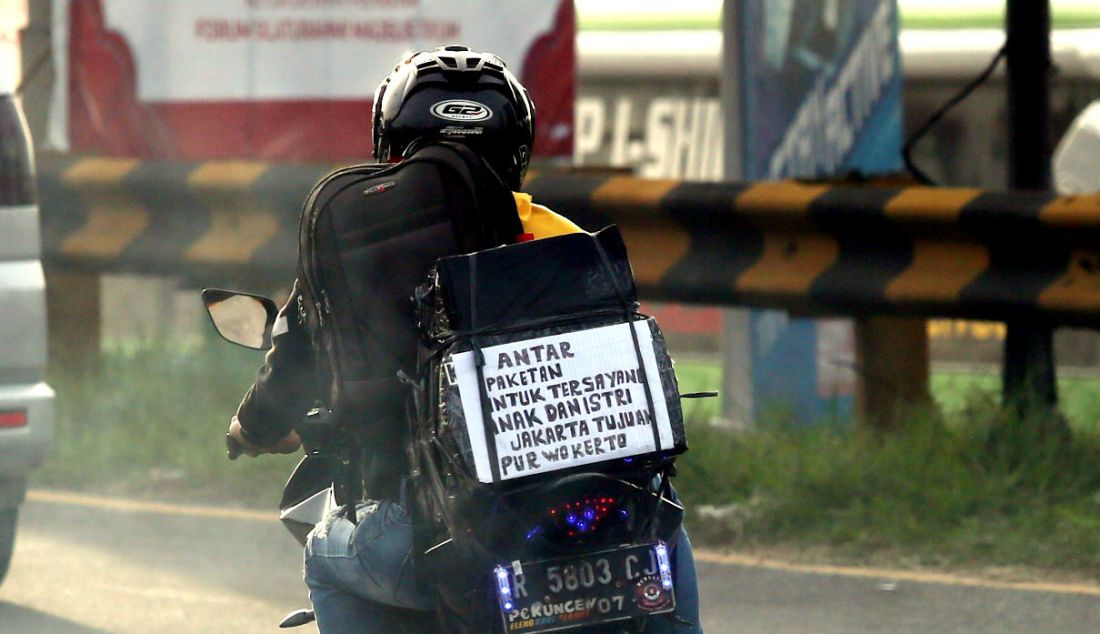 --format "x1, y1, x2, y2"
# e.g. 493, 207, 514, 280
1003, 0, 1057, 411
19, 0, 54, 142
719, 0, 754, 427
45, 268, 102, 376
855, 317, 930, 431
